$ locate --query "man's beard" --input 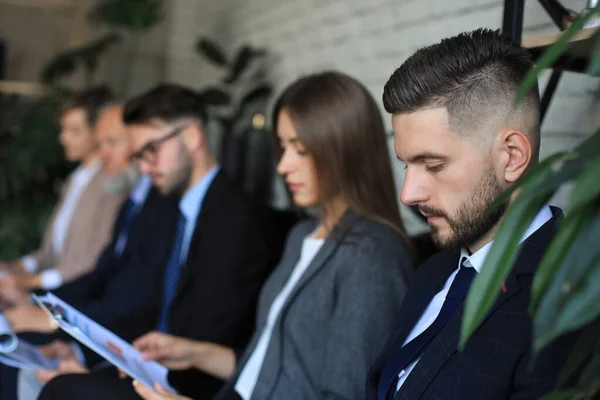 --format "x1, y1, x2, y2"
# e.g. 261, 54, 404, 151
421, 166, 508, 251
103, 165, 140, 195
162, 145, 193, 196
